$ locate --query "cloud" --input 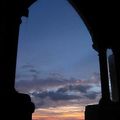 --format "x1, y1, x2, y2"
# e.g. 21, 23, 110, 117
29, 69, 40, 74
15, 65, 101, 108
84, 92, 99, 100
57, 84, 91, 93
48, 72, 65, 79
28, 83, 100, 108
16, 64, 41, 82
21, 64, 34, 69
89, 72, 100, 84
32, 90, 80, 101
15, 77, 69, 93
